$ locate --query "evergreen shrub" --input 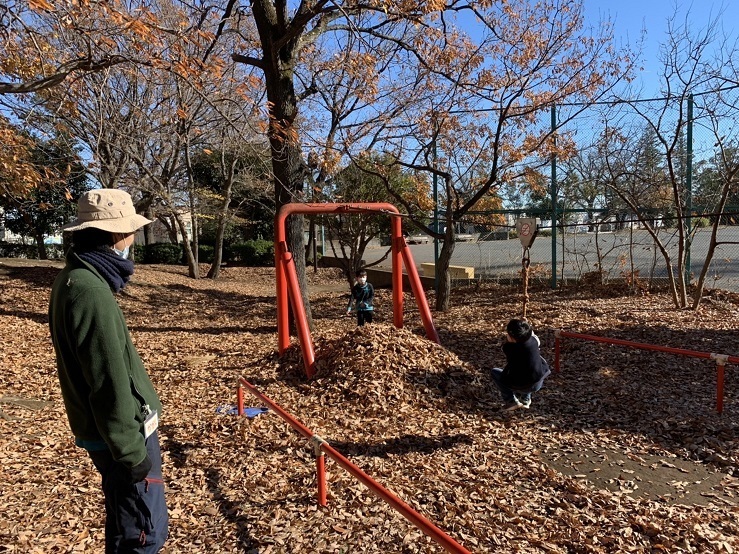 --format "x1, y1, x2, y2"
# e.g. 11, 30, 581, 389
143, 243, 182, 264
229, 240, 274, 266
